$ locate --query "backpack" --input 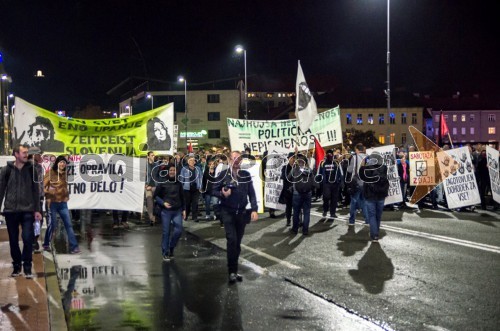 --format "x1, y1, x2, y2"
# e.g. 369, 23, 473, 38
370, 174, 390, 197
